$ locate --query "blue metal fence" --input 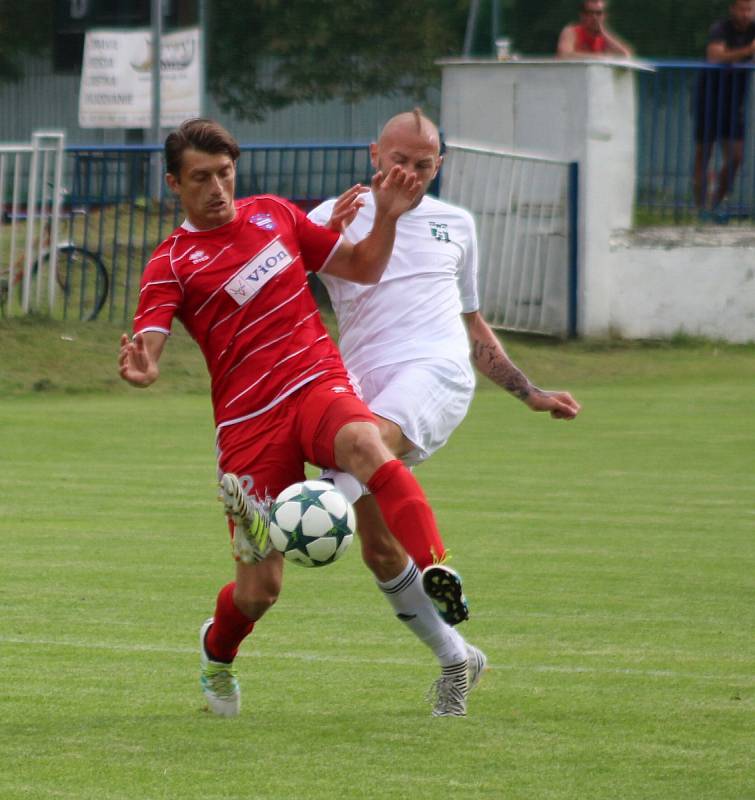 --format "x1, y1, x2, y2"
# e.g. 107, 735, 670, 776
69, 143, 373, 209
637, 60, 755, 225
60, 142, 372, 323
